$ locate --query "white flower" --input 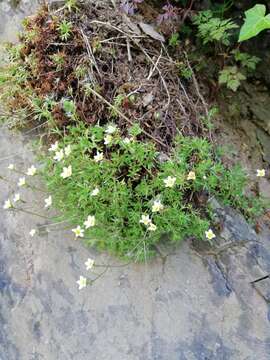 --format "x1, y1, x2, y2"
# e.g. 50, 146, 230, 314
203, 175, 207, 180
8, 163, 15, 170
84, 215, 96, 229
187, 171, 196, 181
18, 177, 26, 187
152, 200, 164, 213
54, 149, 64, 162
77, 276, 87, 290
104, 134, 113, 145
148, 223, 157, 232
123, 137, 134, 144
139, 214, 151, 226
256, 169, 265, 177
27, 165, 37, 176
85, 258, 95, 270
13, 193, 20, 203
91, 188, 99, 196
205, 229, 216, 240
3, 199, 12, 209
44, 195, 52, 208
105, 124, 117, 134
163, 176, 176, 188
123, 137, 131, 144
48, 141, 59, 152
64, 145, 72, 157
29, 229, 36, 237
60, 165, 72, 179
94, 152, 103, 162
72, 225, 84, 238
